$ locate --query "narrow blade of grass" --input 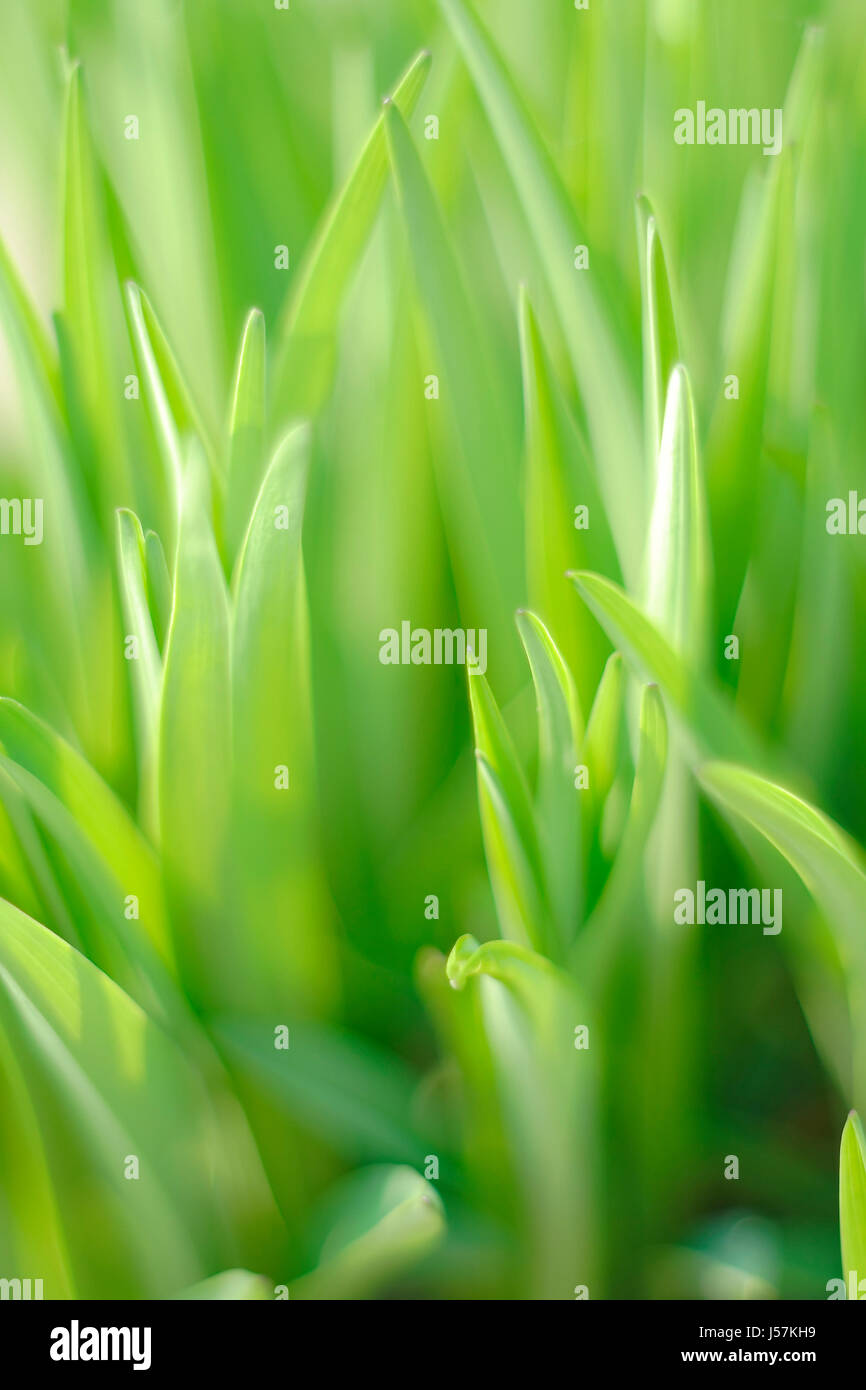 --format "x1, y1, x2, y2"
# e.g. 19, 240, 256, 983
840, 1111, 866, 1290
231, 423, 338, 1015
698, 761, 866, 1108
645, 365, 710, 661
439, 0, 643, 578
0, 898, 220, 1297
116, 509, 162, 837
61, 63, 128, 507
0, 698, 170, 963
226, 307, 266, 563
636, 195, 680, 468
579, 683, 668, 957
385, 103, 522, 643
519, 286, 617, 706
516, 609, 583, 951
474, 753, 549, 954
159, 444, 233, 1010
272, 49, 432, 427
446, 933, 596, 1298
125, 282, 220, 514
